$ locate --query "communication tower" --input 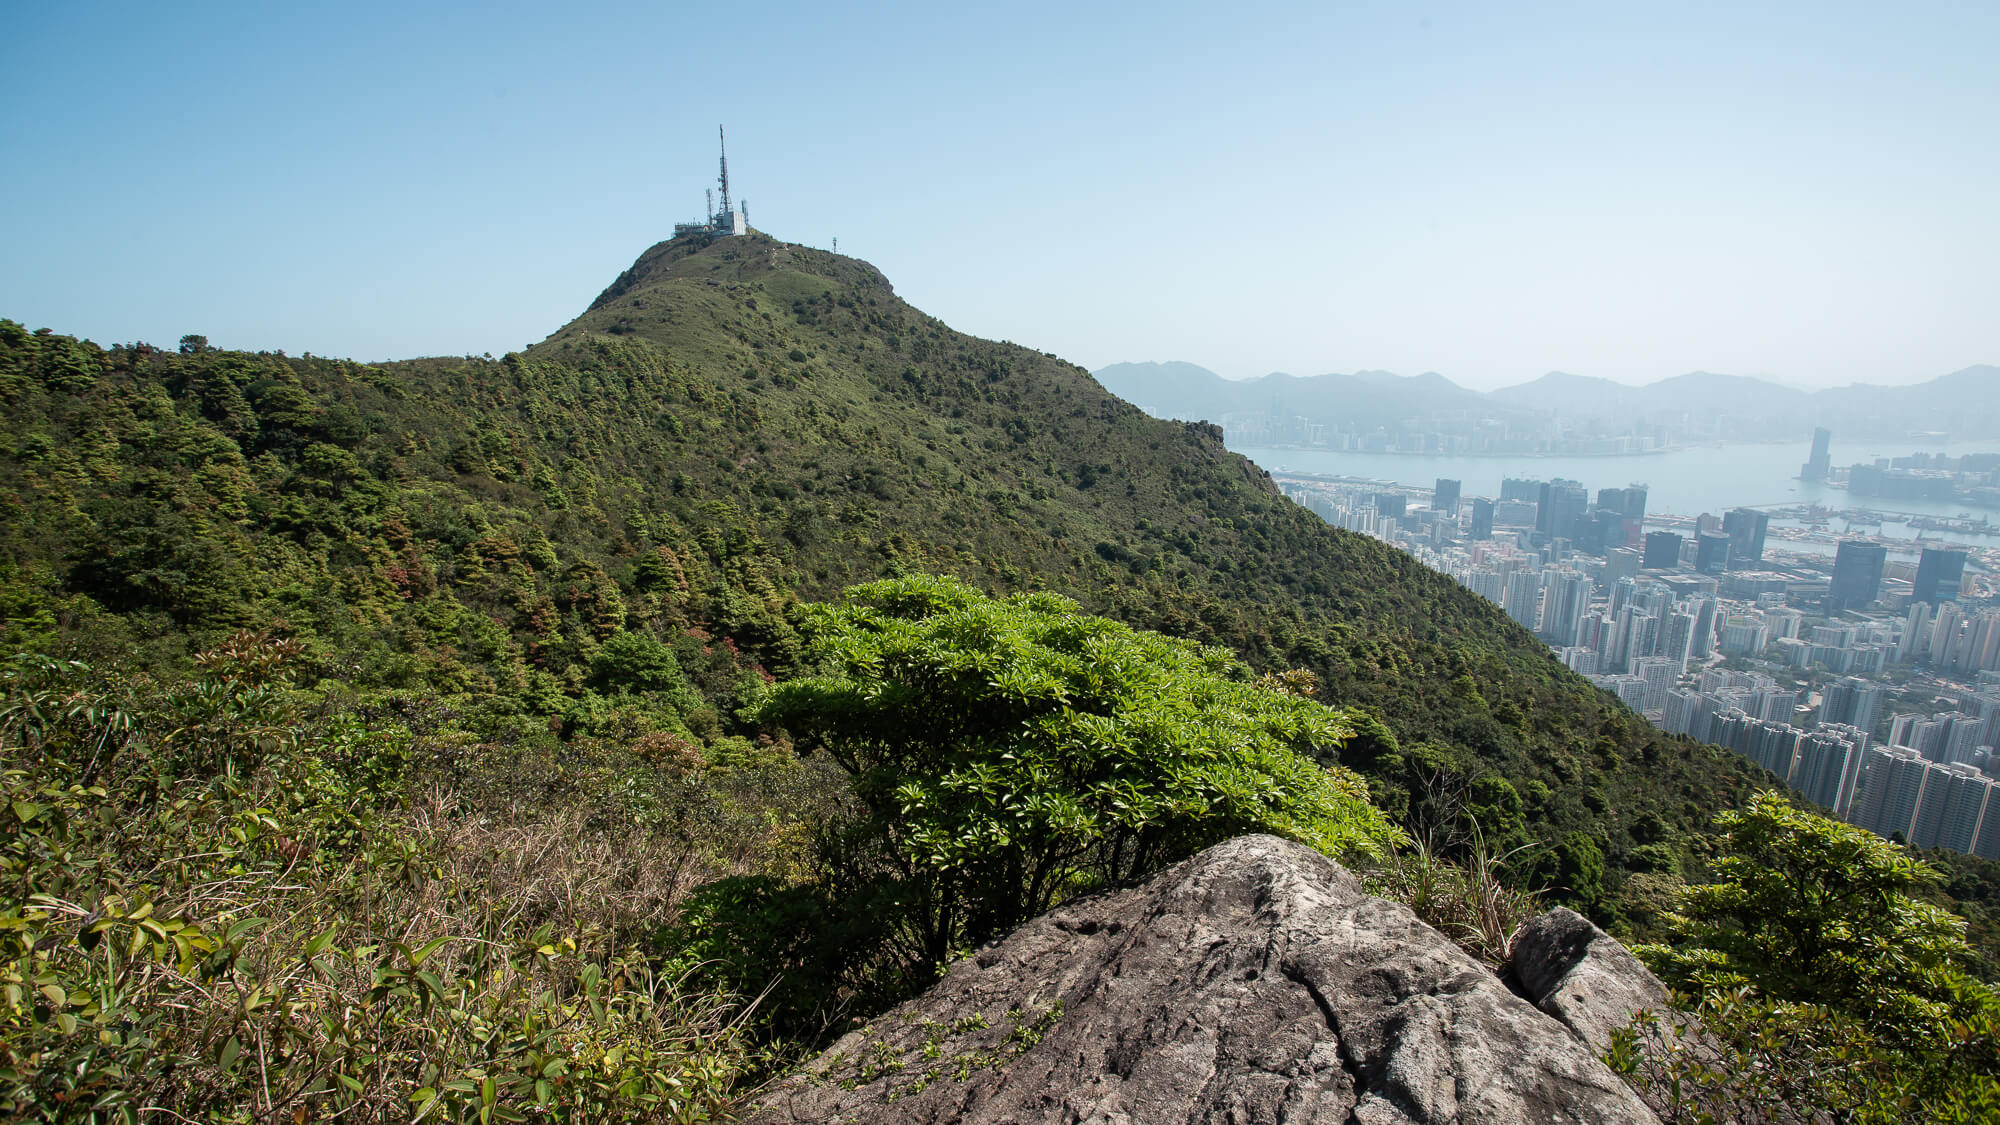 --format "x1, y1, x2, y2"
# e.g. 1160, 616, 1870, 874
717, 126, 733, 221
673, 126, 748, 240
